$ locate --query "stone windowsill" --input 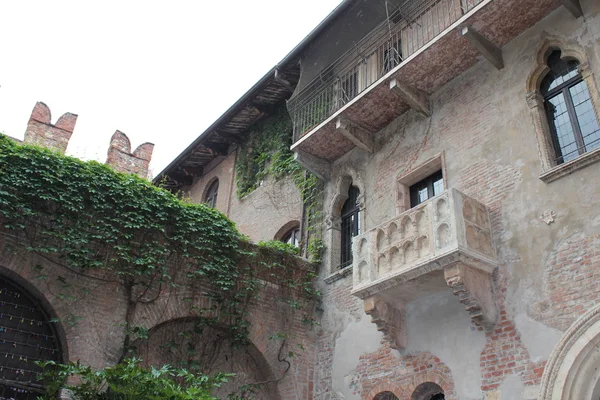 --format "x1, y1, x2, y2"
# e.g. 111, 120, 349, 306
540, 147, 600, 183
324, 265, 353, 284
